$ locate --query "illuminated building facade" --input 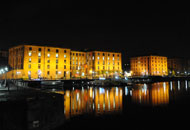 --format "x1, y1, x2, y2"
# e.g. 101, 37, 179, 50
2, 45, 122, 80
130, 55, 168, 76
70, 51, 87, 79
8, 45, 71, 80
89, 51, 122, 78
